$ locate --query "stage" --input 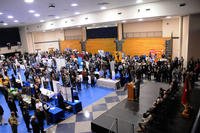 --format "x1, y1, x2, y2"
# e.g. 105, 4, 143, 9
91, 81, 200, 133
